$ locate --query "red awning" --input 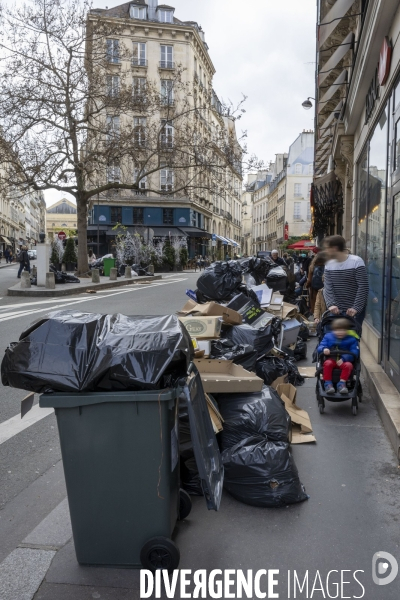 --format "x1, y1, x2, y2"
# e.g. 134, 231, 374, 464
287, 240, 319, 252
